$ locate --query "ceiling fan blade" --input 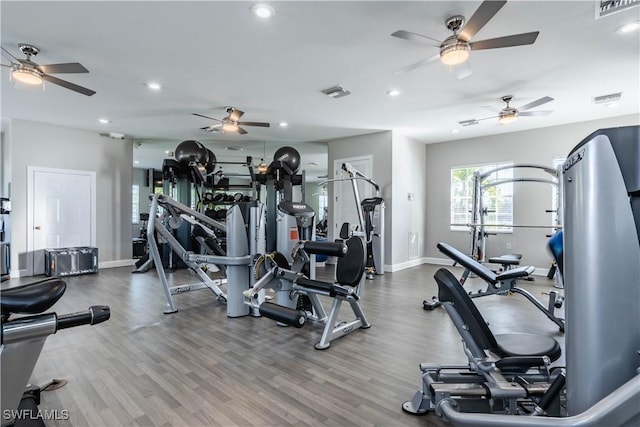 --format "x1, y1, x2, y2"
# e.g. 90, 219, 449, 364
43, 74, 96, 96
458, 119, 479, 127
192, 112, 223, 121
454, 60, 472, 80
518, 96, 554, 111
391, 30, 441, 46
237, 126, 248, 135
38, 62, 89, 74
228, 109, 244, 122
1, 46, 19, 62
458, 0, 507, 42
237, 121, 270, 127
470, 32, 539, 50
519, 110, 553, 117
393, 53, 440, 75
